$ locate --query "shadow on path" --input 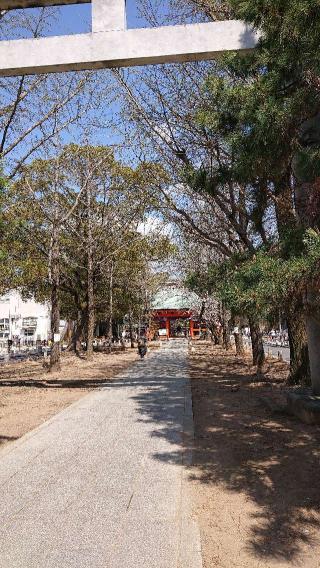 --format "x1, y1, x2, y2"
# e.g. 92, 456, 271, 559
0, 361, 133, 389
0, 435, 19, 447
190, 350, 320, 562
102, 343, 320, 564
0, 377, 114, 389
2, 341, 319, 563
